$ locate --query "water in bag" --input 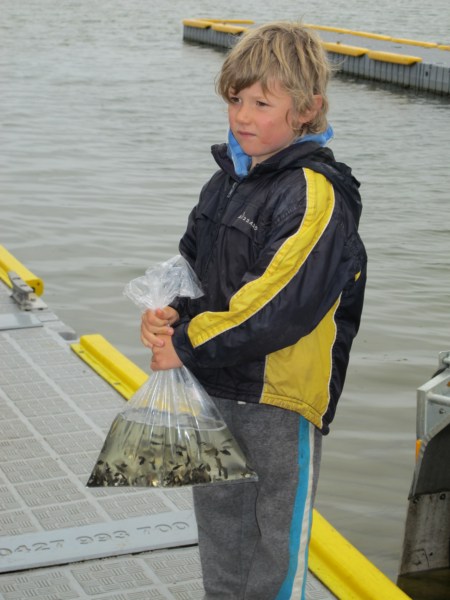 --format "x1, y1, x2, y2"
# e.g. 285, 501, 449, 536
86, 256, 257, 487
87, 367, 257, 487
